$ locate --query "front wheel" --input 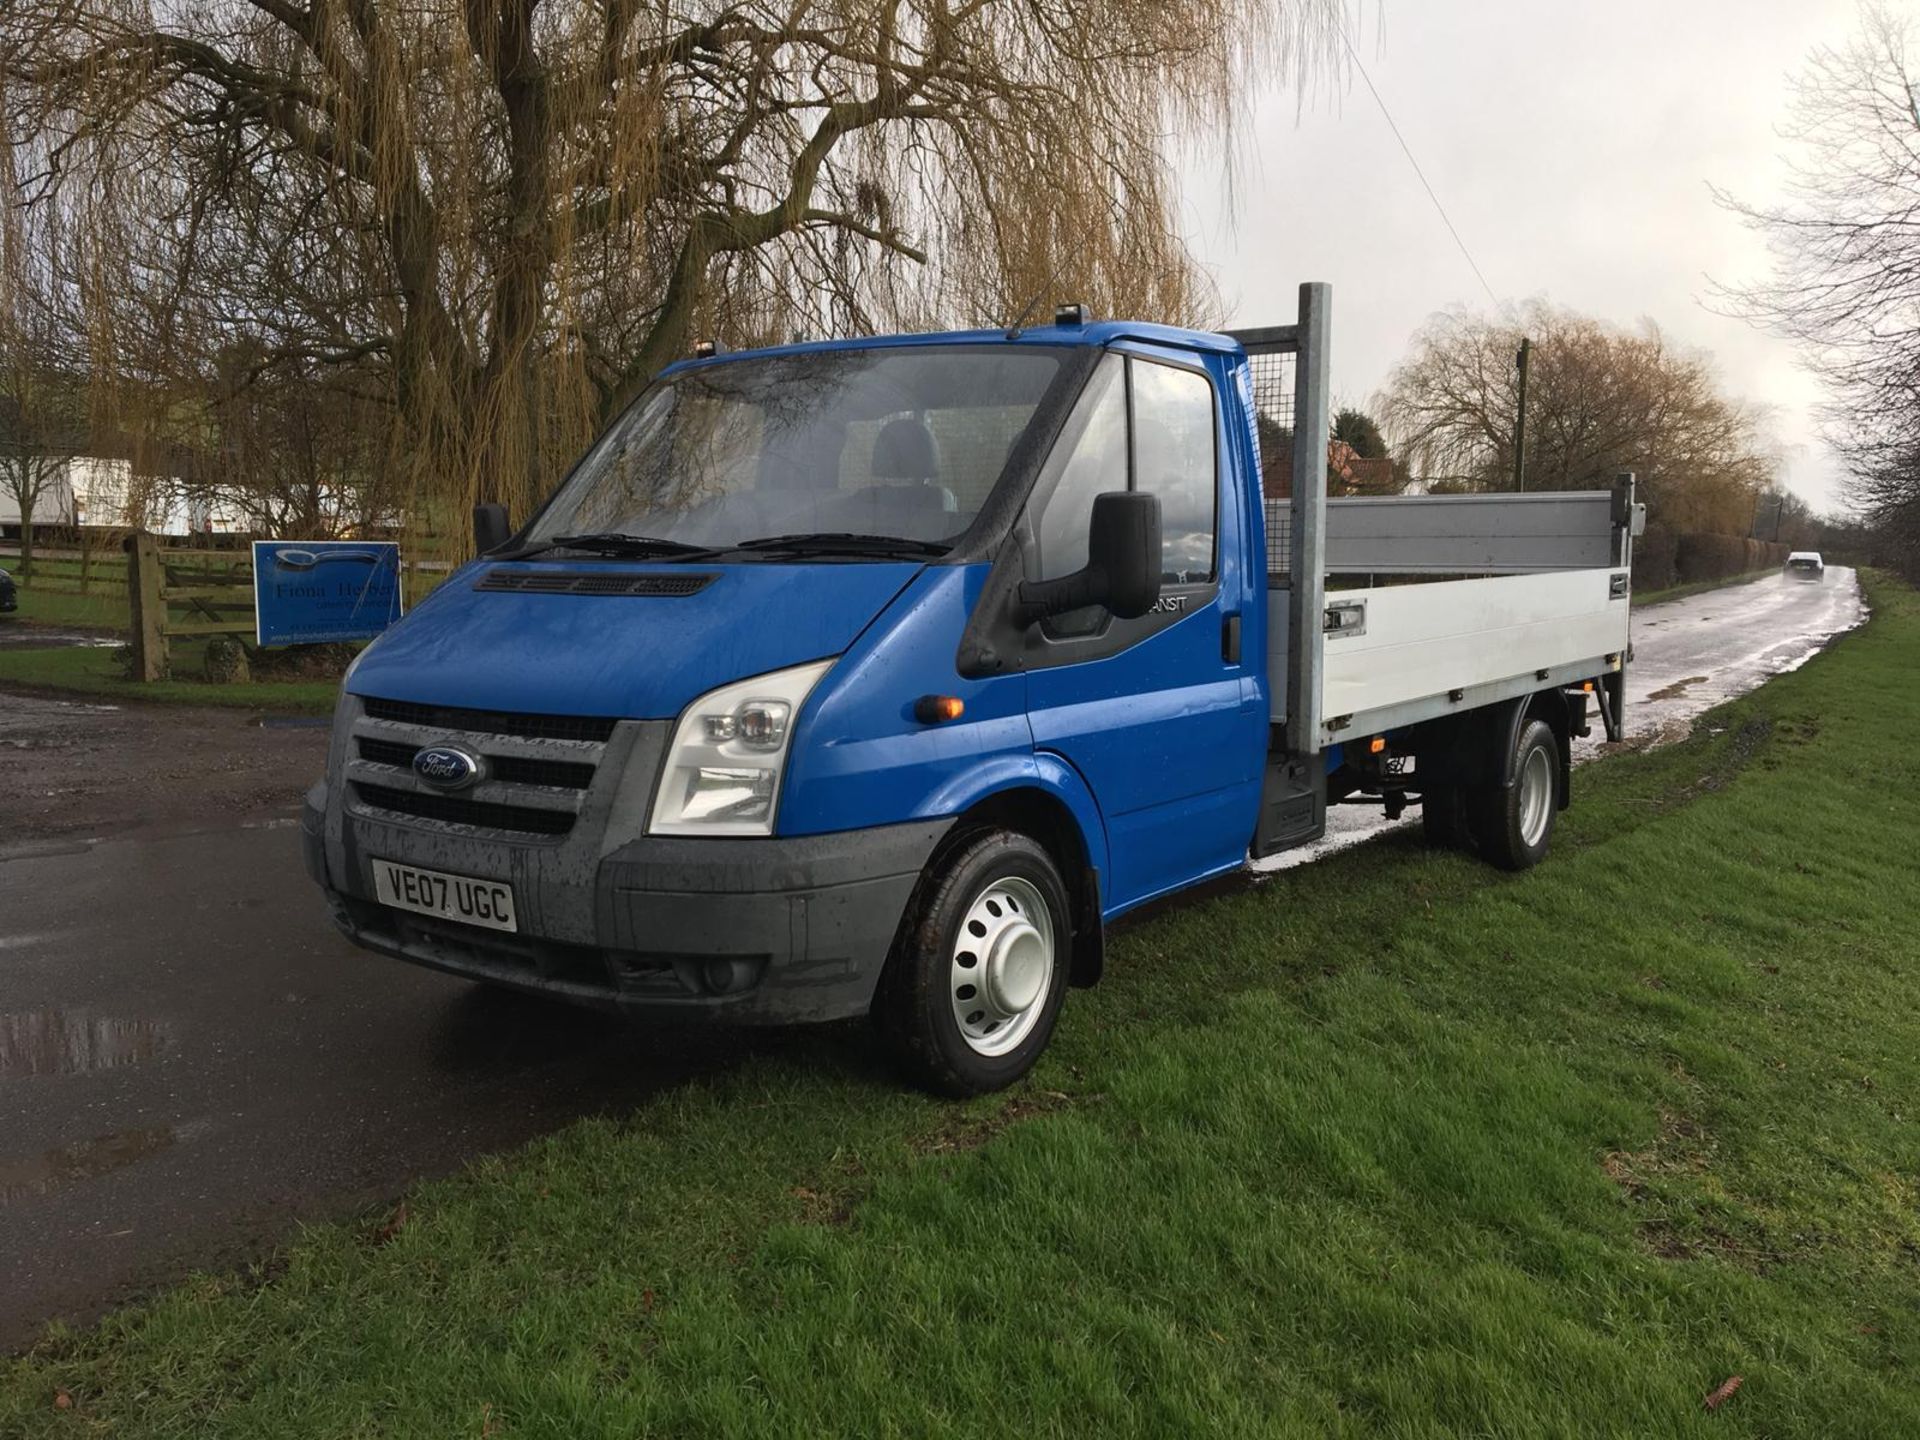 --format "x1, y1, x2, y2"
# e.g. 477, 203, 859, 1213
873, 829, 1072, 1097
1469, 718, 1559, 871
